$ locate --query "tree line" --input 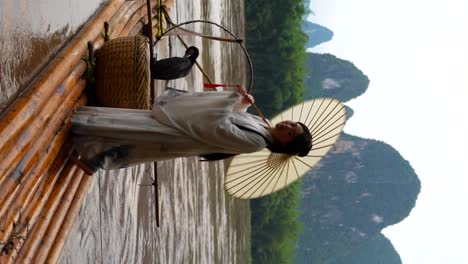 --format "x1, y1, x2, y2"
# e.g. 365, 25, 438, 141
245, 0, 309, 263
